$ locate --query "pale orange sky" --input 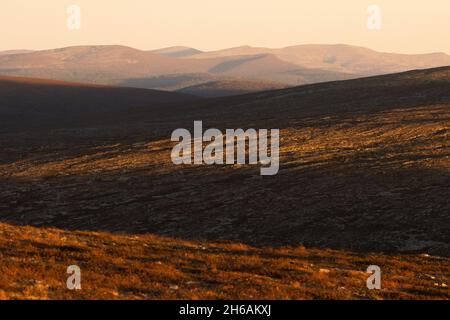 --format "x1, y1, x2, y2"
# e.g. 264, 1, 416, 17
1, 0, 449, 54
